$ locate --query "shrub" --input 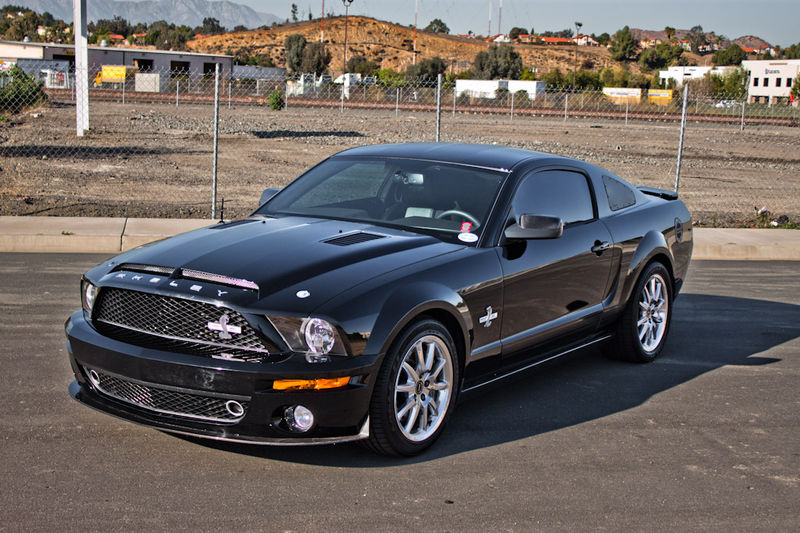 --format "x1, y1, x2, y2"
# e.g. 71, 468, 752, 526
0, 65, 47, 115
268, 89, 284, 110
